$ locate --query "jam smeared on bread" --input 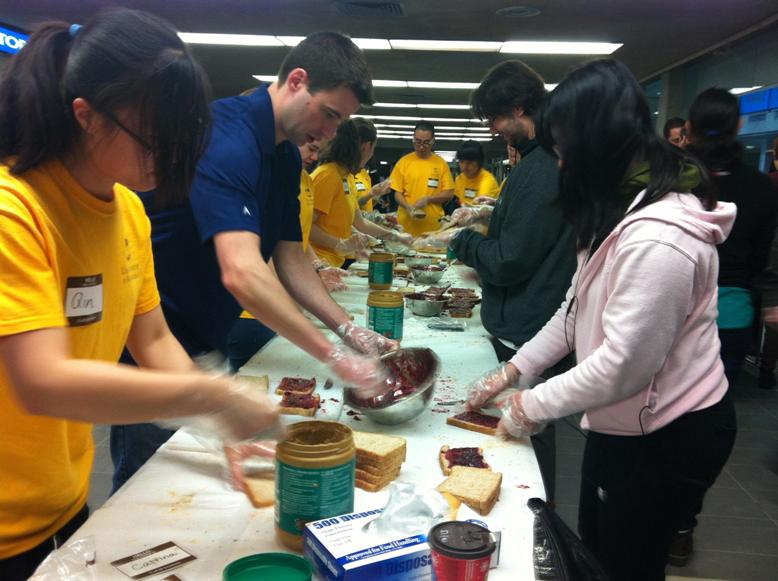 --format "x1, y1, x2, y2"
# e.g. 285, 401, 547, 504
446, 411, 500, 435
446, 447, 489, 470
276, 377, 316, 394
280, 392, 319, 408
